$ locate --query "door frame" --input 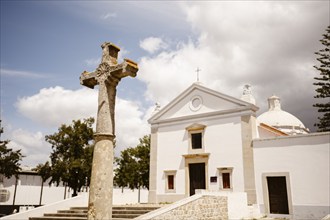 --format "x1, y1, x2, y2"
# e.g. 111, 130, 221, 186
189, 163, 206, 196
183, 154, 209, 197
262, 172, 293, 216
